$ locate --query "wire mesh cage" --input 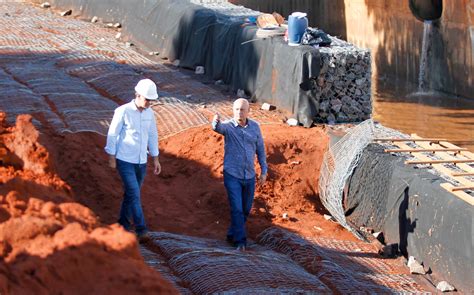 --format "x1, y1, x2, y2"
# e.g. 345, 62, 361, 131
318, 119, 408, 239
